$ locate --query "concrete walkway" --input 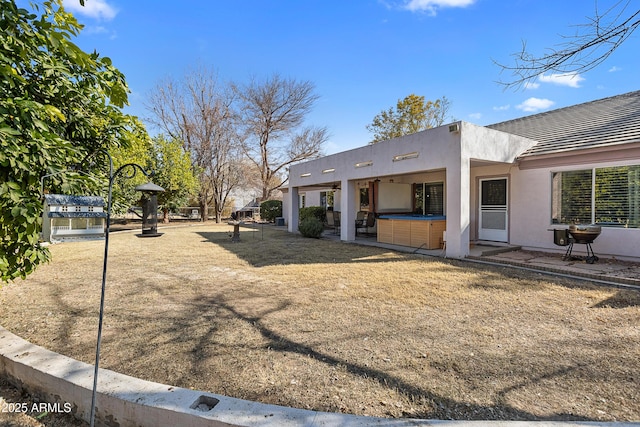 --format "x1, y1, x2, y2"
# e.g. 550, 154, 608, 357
467, 245, 640, 288
336, 233, 640, 289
